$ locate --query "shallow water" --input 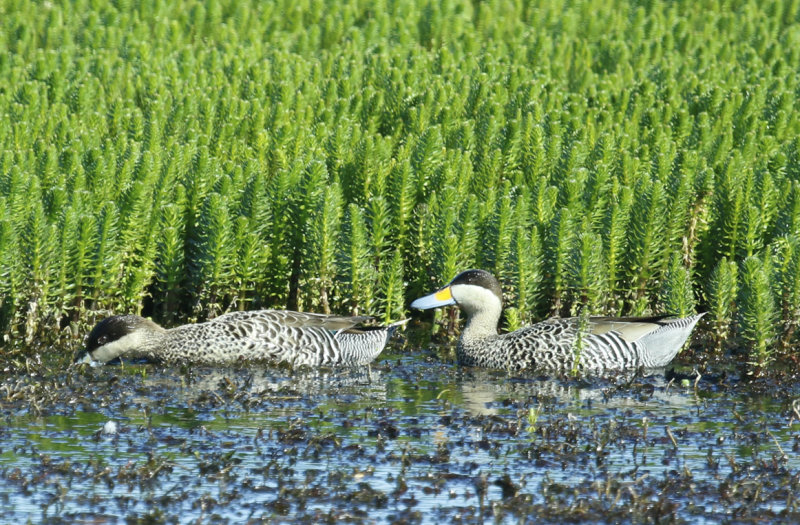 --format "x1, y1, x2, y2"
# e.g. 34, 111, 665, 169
1, 347, 799, 524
